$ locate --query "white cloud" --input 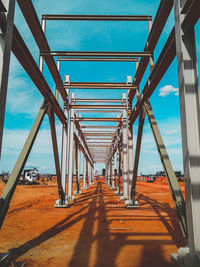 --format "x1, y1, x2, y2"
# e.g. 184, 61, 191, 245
164, 128, 179, 135
159, 85, 179, 97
